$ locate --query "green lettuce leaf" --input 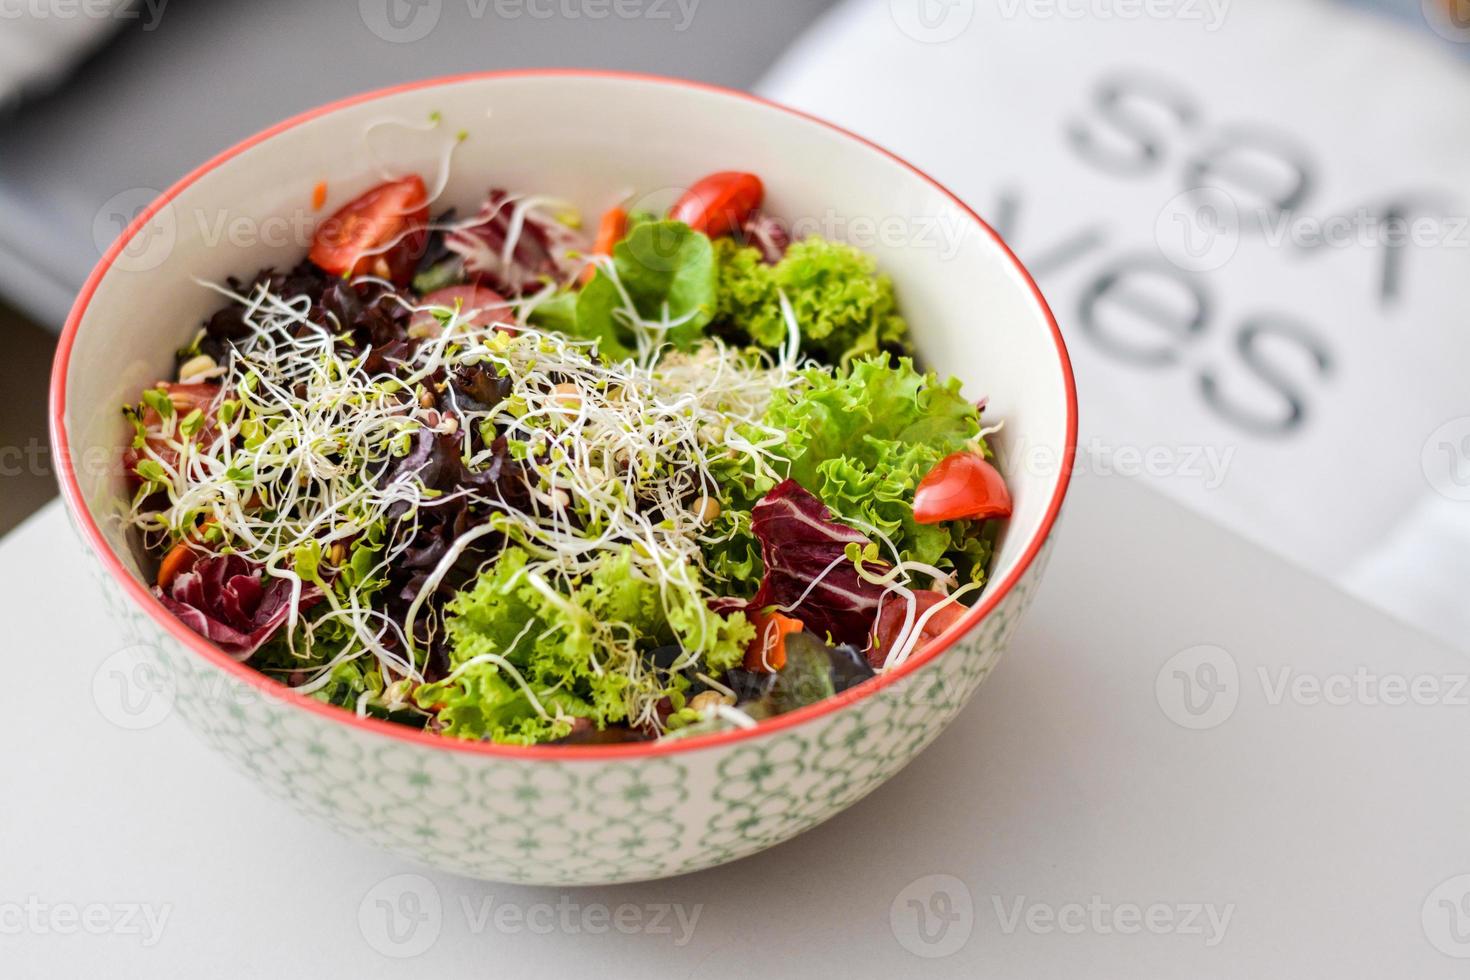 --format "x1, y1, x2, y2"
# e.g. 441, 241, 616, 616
715, 355, 993, 587
416, 545, 752, 743
766, 632, 837, 714
522, 289, 579, 336
530, 220, 717, 360
713, 236, 912, 365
